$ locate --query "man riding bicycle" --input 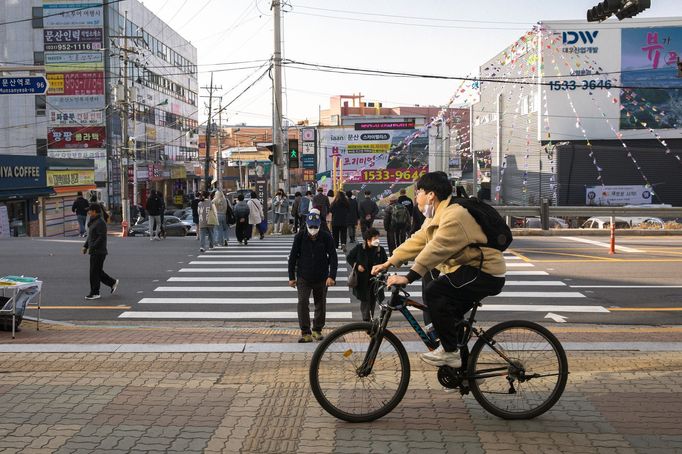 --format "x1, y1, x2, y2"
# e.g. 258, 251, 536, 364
372, 171, 506, 368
